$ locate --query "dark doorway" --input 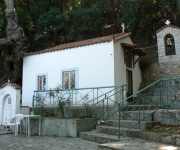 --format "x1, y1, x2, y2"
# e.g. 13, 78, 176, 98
126, 69, 133, 101
125, 52, 133, 102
